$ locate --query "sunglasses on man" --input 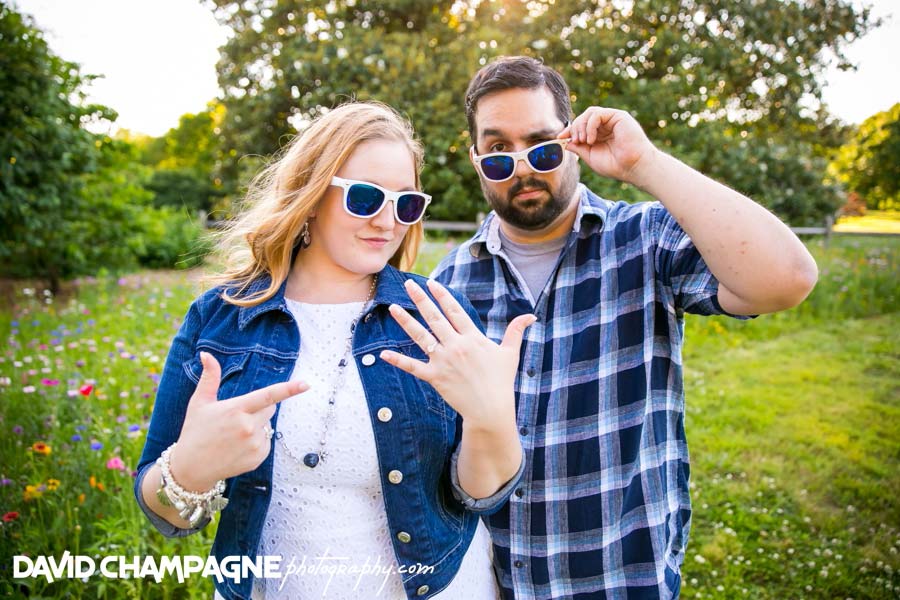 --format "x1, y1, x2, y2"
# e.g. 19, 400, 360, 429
330, 176, 432, 225
470, 138, 571, 182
